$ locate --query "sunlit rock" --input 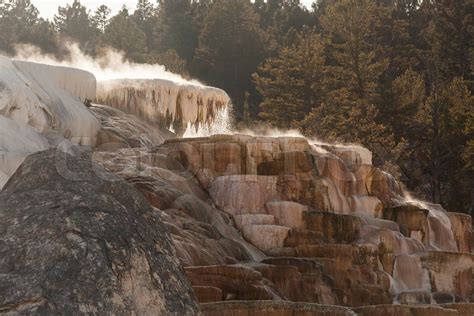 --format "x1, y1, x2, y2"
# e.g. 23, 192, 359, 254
96, 79, 230, 135
210, 175, 279, 215
0, 116, 49, 188
422, 252, 474, 302
384, 205, 431, 246
265, 201, 308, 229
242, 225, 291, 253
0, 57, 101, 189
0, 57, 100, 144
393, 254, 430, 292
447, 212, 472, 253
